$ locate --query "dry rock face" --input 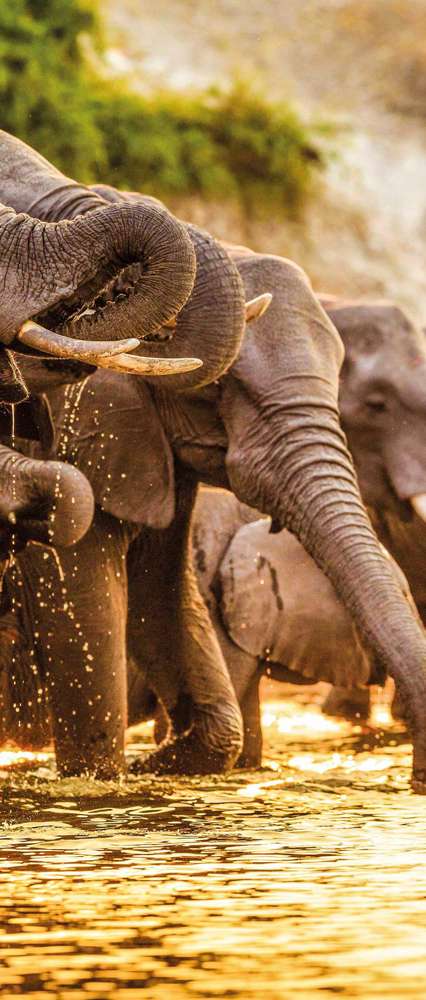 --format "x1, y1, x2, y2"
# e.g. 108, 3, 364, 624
104, 0, 426, 320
